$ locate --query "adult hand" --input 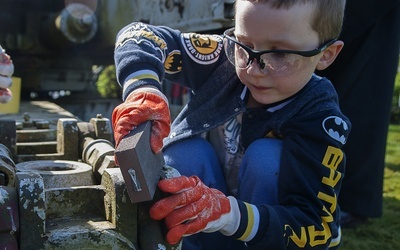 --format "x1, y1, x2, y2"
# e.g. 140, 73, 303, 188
0, 47, 14, 103
149, 175, 240, 245
112, 87, 171, 153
